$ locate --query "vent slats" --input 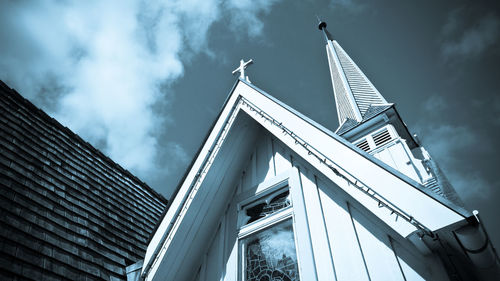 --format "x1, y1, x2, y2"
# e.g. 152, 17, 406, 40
355, 139, 370, 152
373, 128, 391, 146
